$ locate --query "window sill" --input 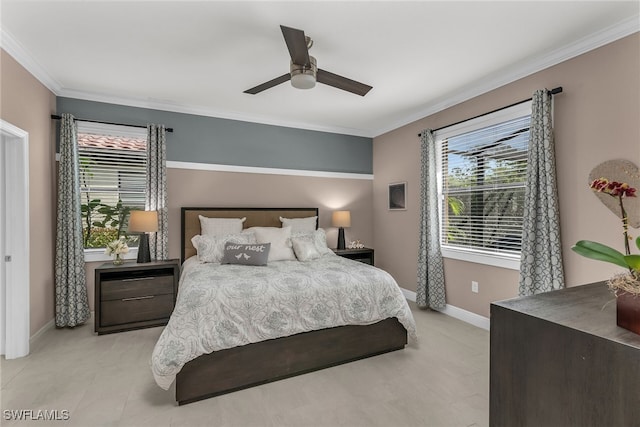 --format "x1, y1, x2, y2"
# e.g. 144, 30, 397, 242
84, 248, 138, 263
441, 246, 520, 270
